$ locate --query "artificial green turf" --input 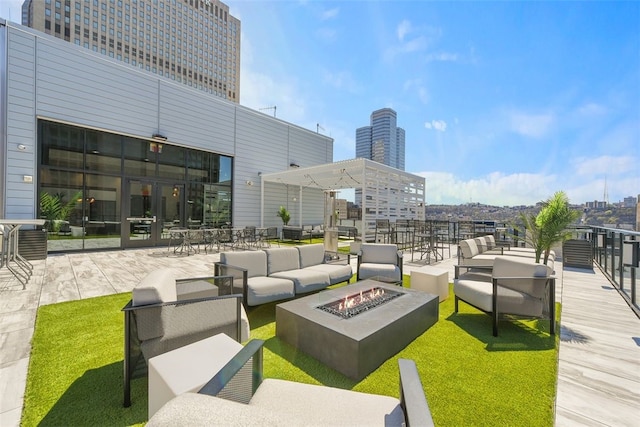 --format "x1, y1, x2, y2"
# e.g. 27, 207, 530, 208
22, 279, 558, 426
